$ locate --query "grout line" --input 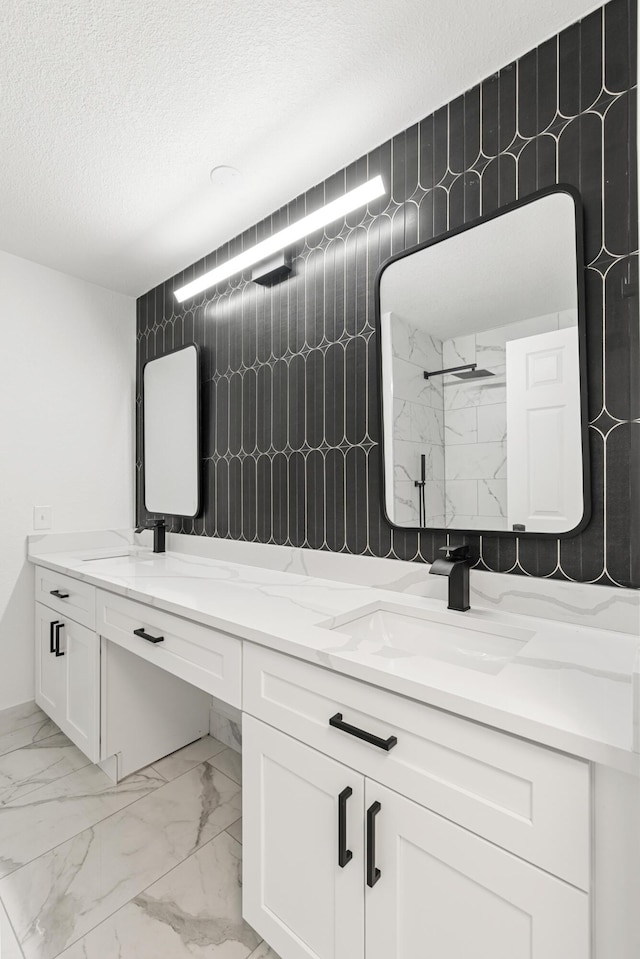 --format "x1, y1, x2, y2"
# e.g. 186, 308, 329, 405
148, 765, 168, 782
0, 894, 26, 959
225, 816, 242, 835
0, 770, 169, 882
49, 818, 244, 958
0, 727, 62, 763
0, 759, 89, 811
208, 749, 242, 786
0, 758, 94, 809
1, 745, 240, 947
